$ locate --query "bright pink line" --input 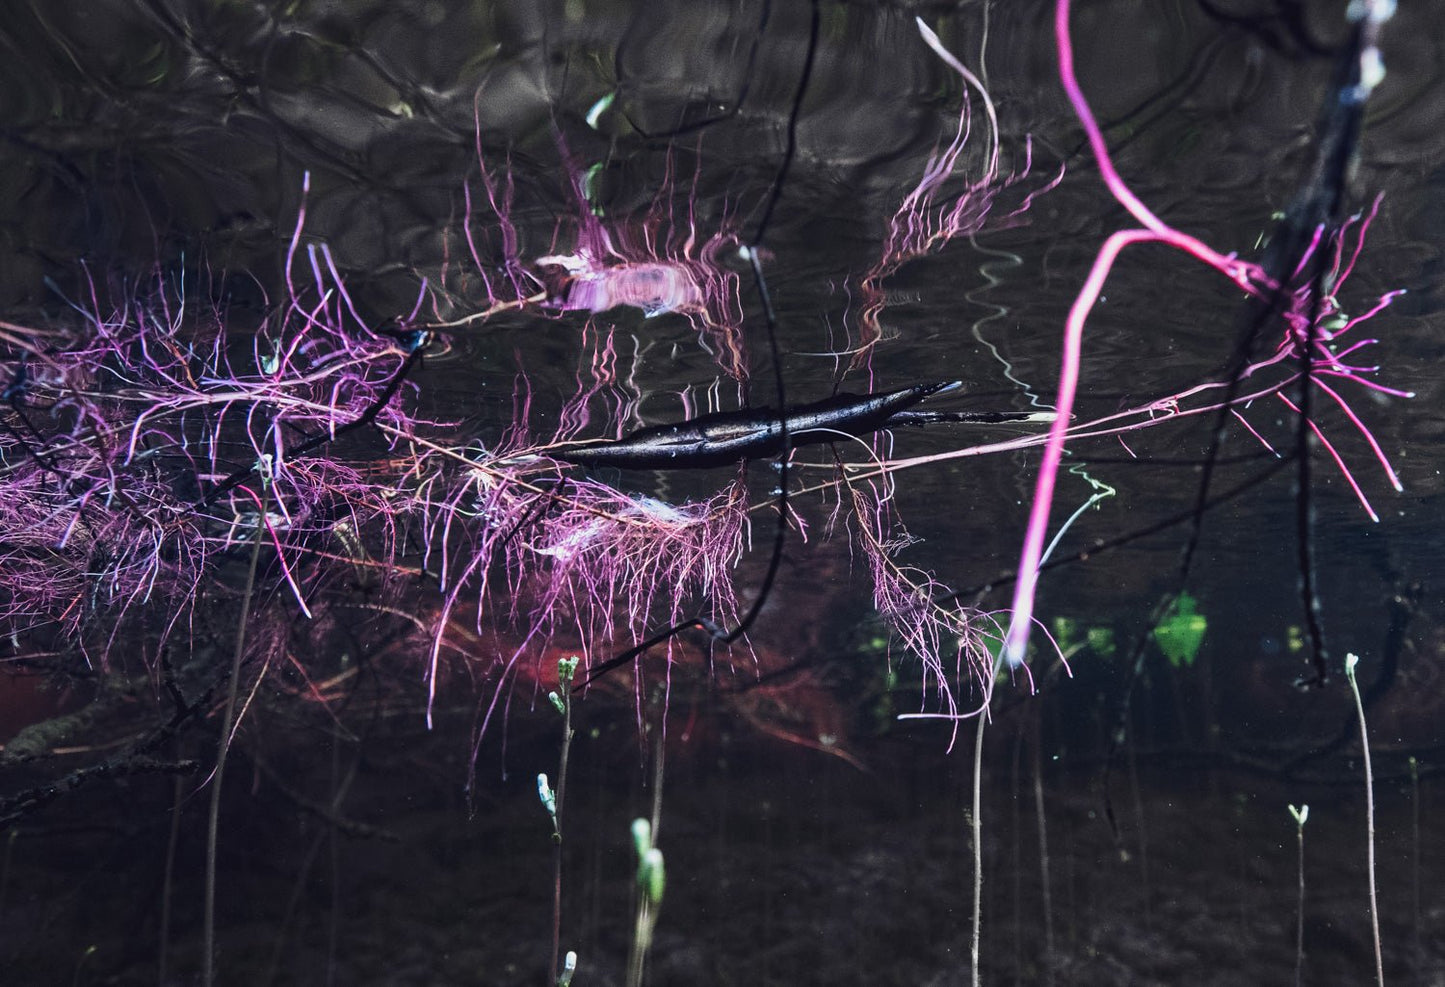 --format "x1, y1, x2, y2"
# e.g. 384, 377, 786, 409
236, 483, 315, 618
1276, 393, 1379, 522
1289, 224, 1328, 280
1053, 0, 1266, 292
1004, 0, 1293, 664
1319, 372, 1414, 400
1004, 228, 1154, 663
1336, 197, 1383, 287
1231, 408, 1279, 456
1328, 338, 1380, 361
1314, 376, 1404, 492
1054, 1, 1164, 236
320, 243, 367, 333
284, 172, 310, 306
1338, 289, 1406, 338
